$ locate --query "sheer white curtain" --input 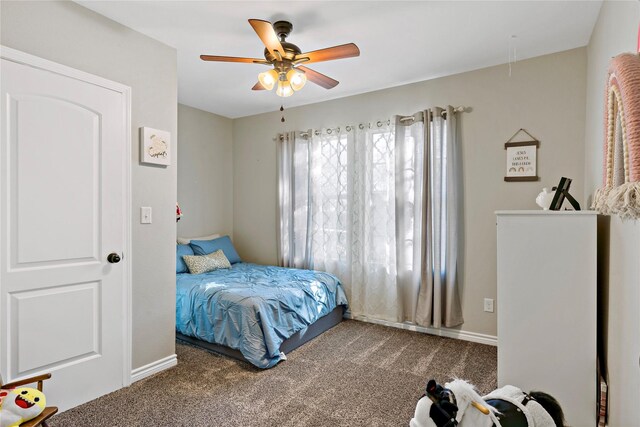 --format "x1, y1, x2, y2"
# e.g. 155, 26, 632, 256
277, 108, 463, 327
277, 124, 400, 321
347, 123, 400, 320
